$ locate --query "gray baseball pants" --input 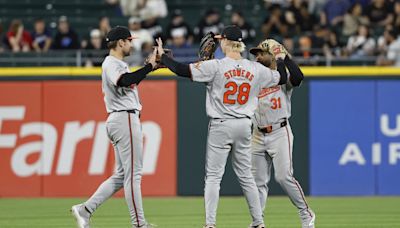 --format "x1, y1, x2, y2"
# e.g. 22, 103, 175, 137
84, 111, 147, 227
205, 117, 264, 227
